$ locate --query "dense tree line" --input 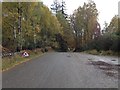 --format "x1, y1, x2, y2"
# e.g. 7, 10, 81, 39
70, 0, 119, 53
88, 15, 120, 52
2, 2, 62, 52
2, 0, 119, 53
